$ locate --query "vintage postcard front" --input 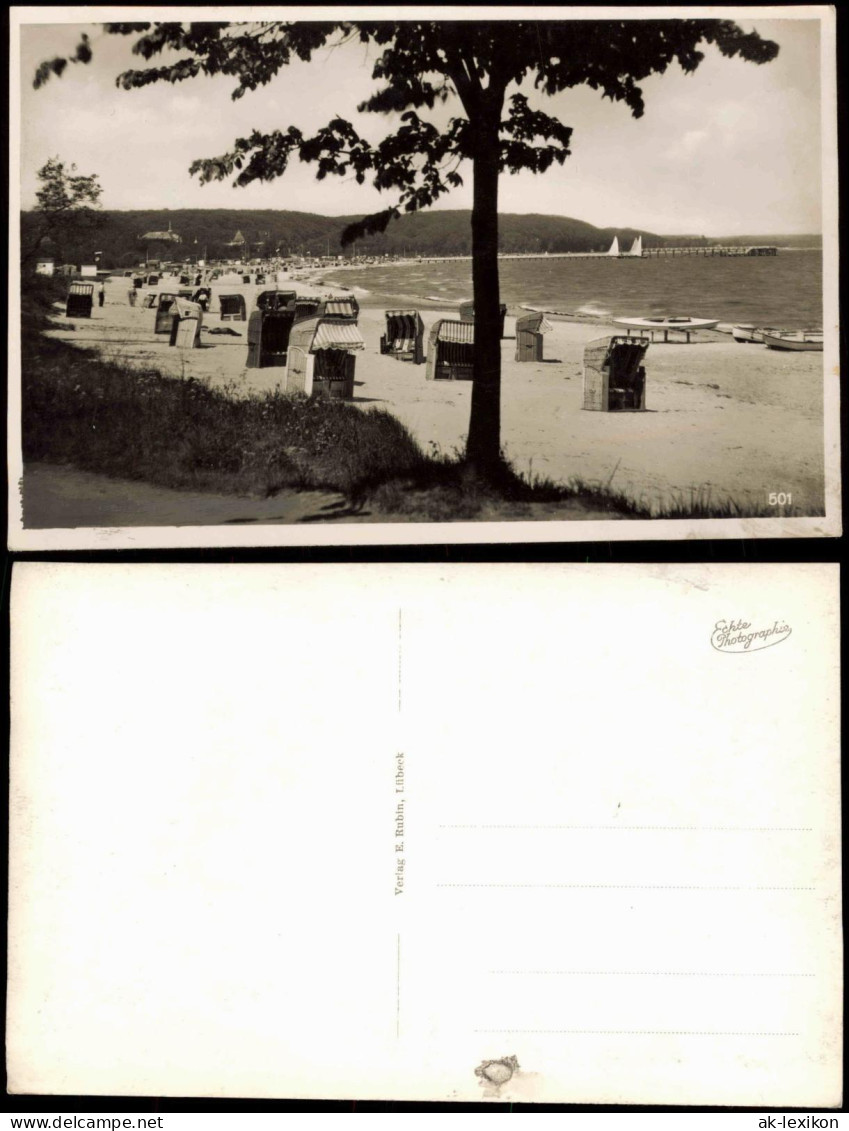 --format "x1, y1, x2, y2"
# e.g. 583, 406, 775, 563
7, 5, 840, 549
7, 562, 841, 1103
